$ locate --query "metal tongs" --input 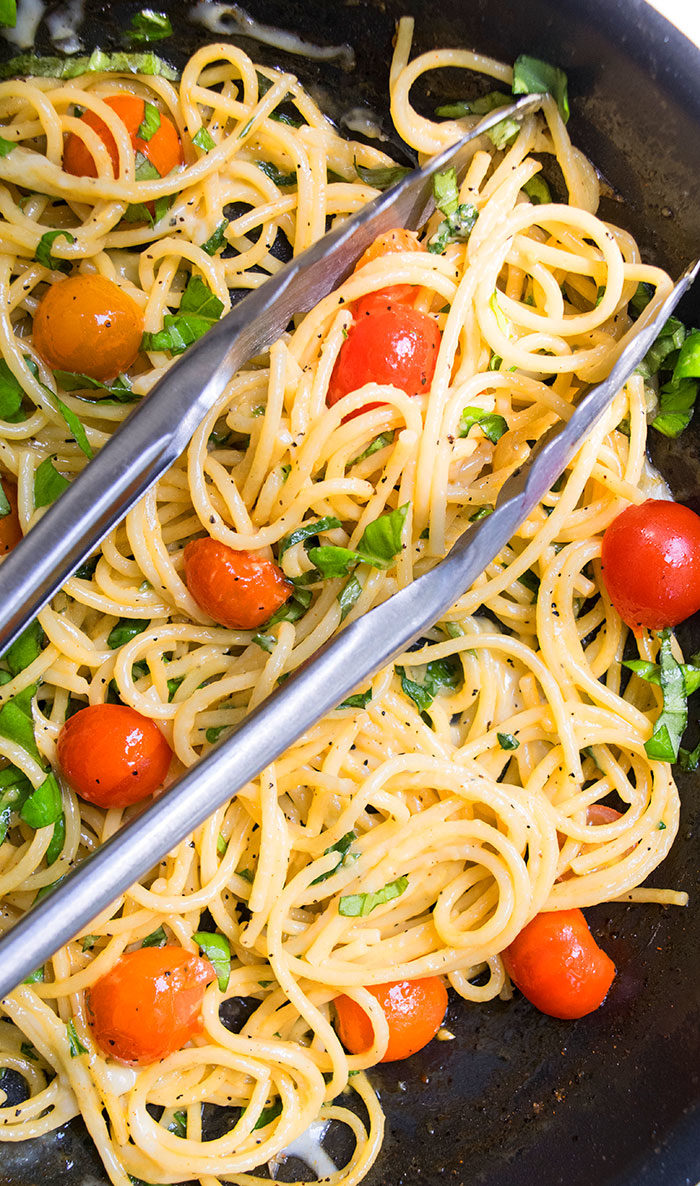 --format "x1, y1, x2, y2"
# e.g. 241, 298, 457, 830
0, 93, 696, 995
